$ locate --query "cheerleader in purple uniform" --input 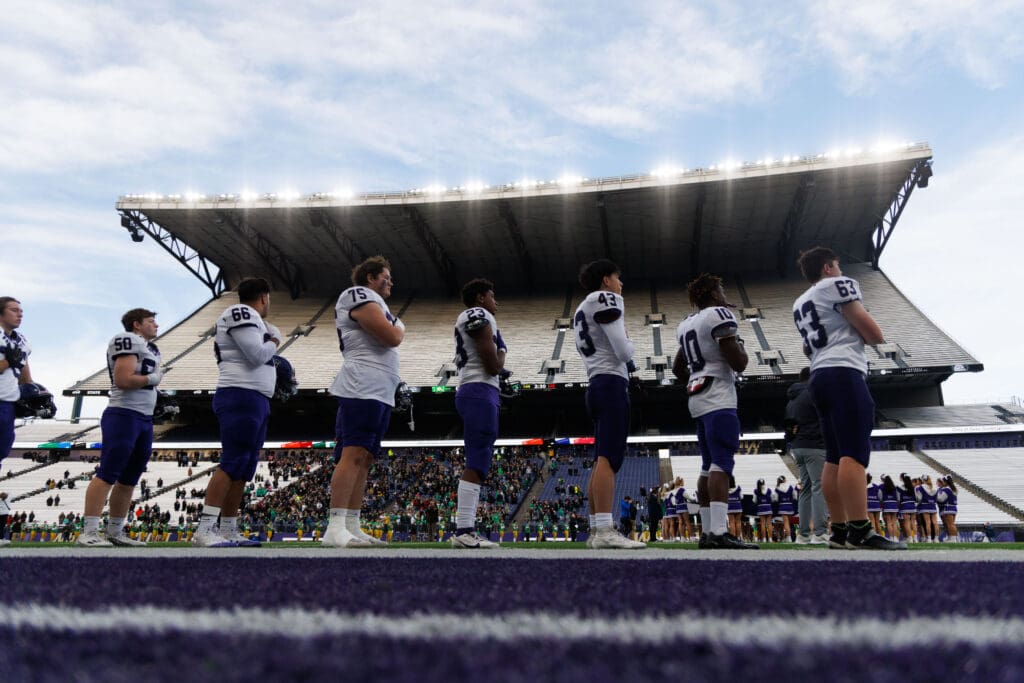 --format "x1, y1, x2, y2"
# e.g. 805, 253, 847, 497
898, 473, 919, 542
774, 475, 796, 542
866, 473, 883, 536
880, 475, 901, 541
727, 474, 744, 539
936, 476, 959, 542
916, 474, 939, 543
663, 480, 679, 542
754, 478, 774, 543
675, 482, 695, 541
